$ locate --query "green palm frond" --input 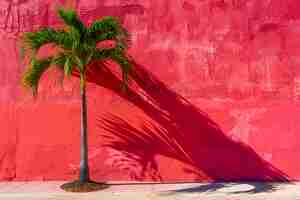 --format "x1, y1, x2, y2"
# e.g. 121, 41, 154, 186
57, 7, 86, 34
22, 57, 53, 96
64, 57, 72, 76
22, 28, 57, 50
53, 31, 74, 50
92, 48, 116, 60
21, 28, 73, 54
52, 53, 76, 76
88, 16, 131, 48
52, 53, 67, 69
93, 47, 132, 86
110, 52, 131, 87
